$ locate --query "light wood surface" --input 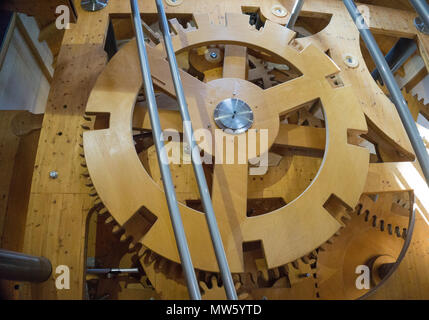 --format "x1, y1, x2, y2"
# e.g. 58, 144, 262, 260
11, 0, 429, 300
84, 12, 369, 272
